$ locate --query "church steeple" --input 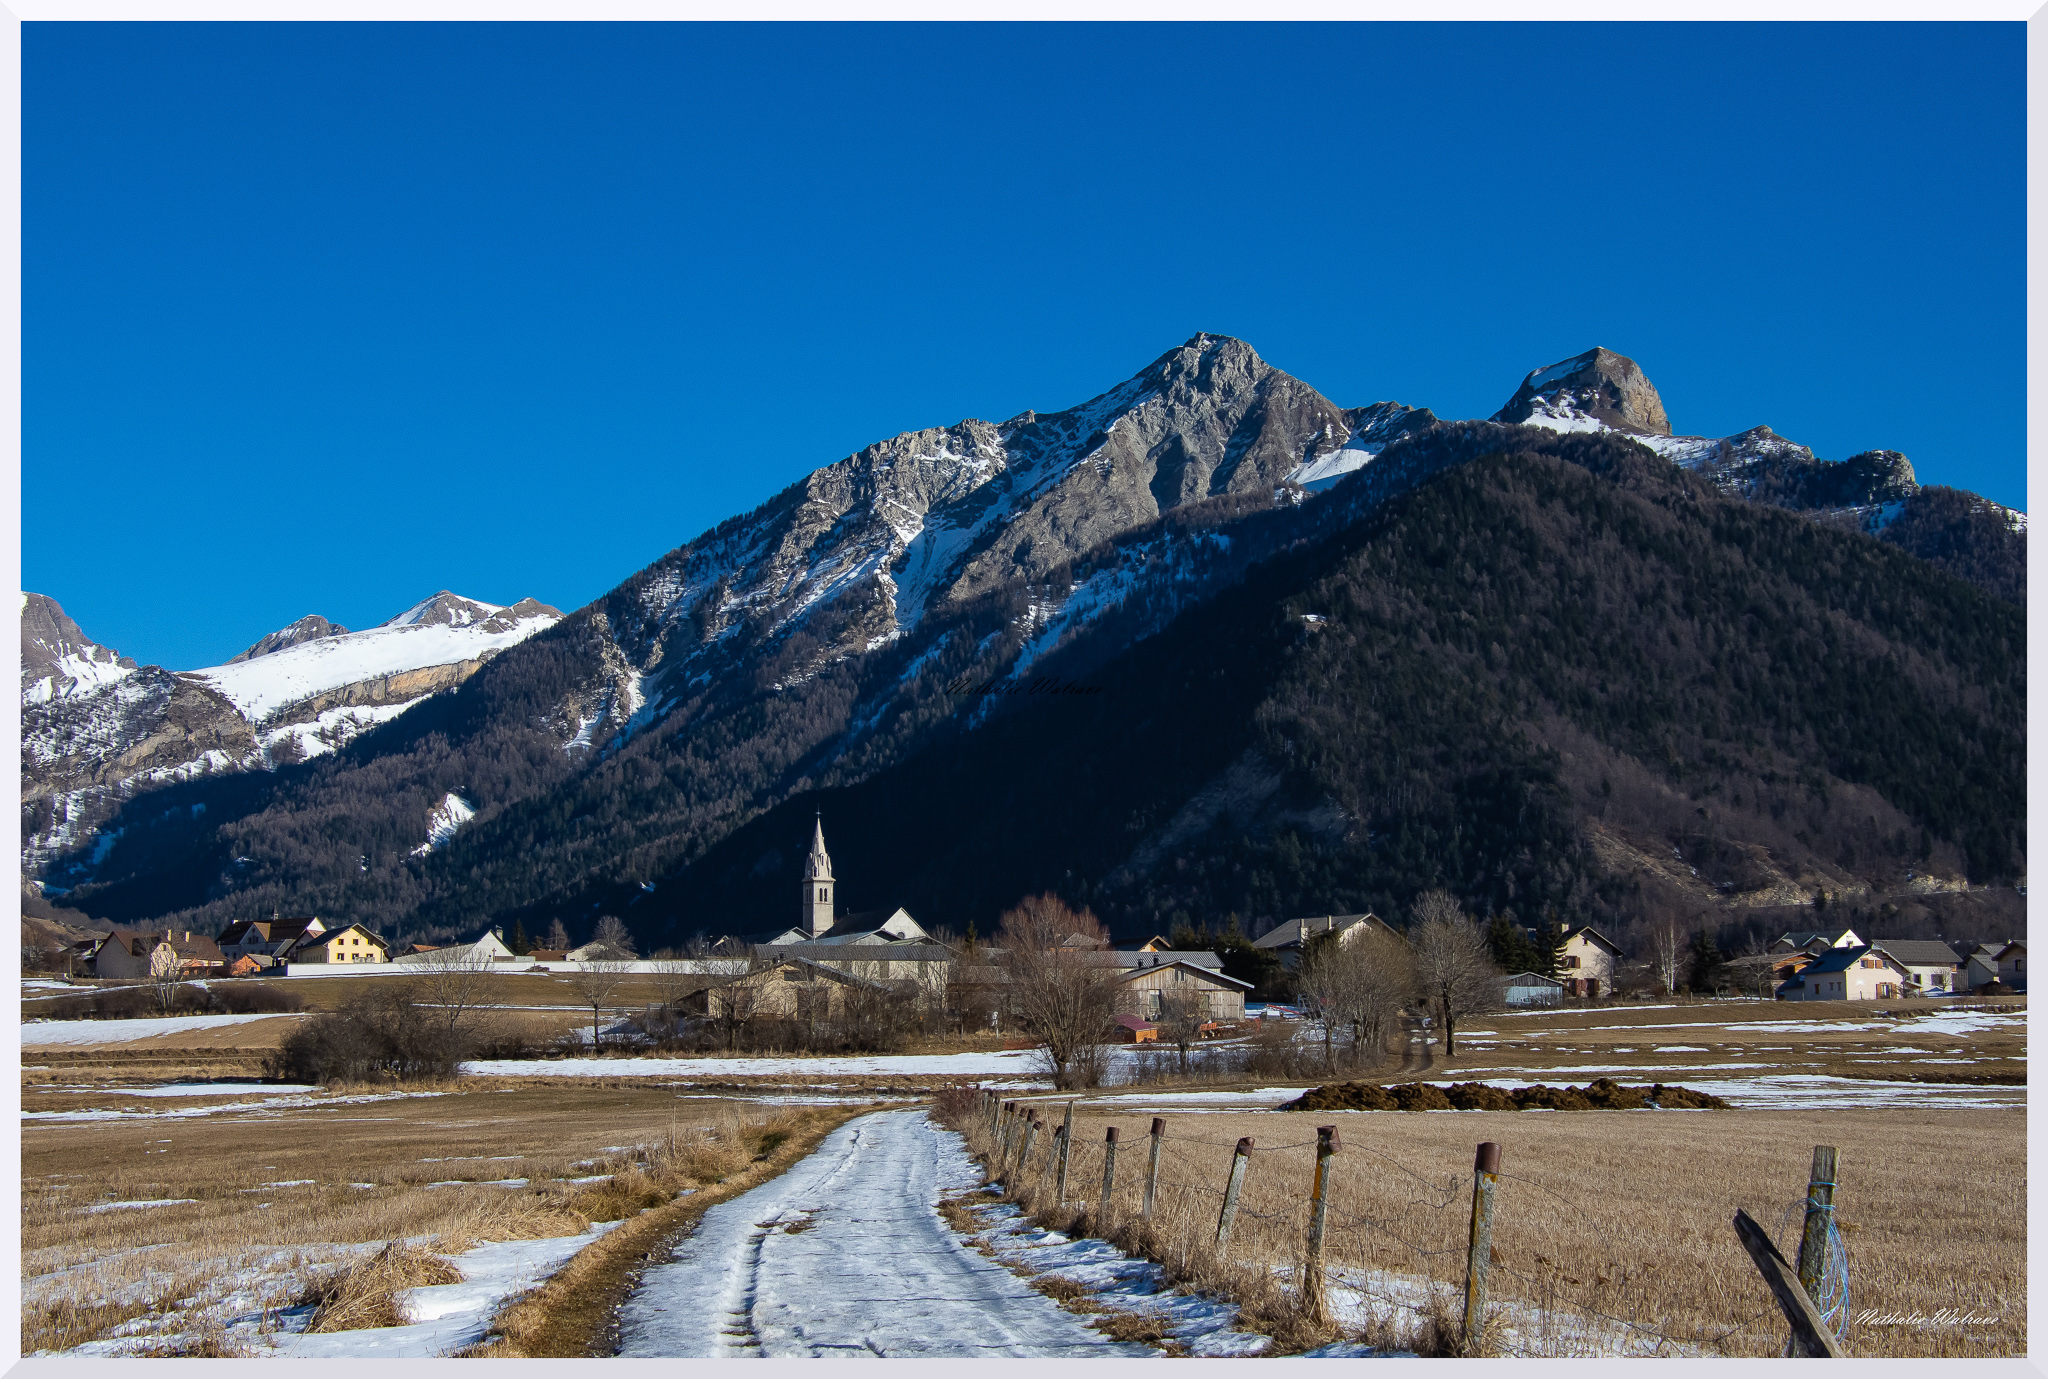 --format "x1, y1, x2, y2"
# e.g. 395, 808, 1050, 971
802, 813, 835, 936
